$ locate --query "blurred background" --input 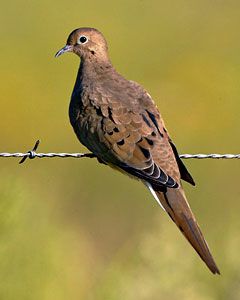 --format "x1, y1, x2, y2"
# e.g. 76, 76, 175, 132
0, 0, 240, 299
